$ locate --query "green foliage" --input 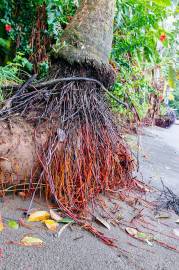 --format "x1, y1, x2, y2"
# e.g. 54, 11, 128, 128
114, 0, 169, 63
13, 52, 33, 72
0, 0, 177, 121
0, 0, 78, 73
111, 65, 156, 119
0, 62, 24, 101
38, 60, 49, 78
161, 12, 178, 90
0, 0, 39, 63
0, 0, 78, 59
111, 0, 175, 119
46, 0, 78, 39
170, 88, 179, 117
